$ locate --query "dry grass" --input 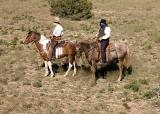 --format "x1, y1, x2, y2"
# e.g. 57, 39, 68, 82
0, 0, 160, 113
